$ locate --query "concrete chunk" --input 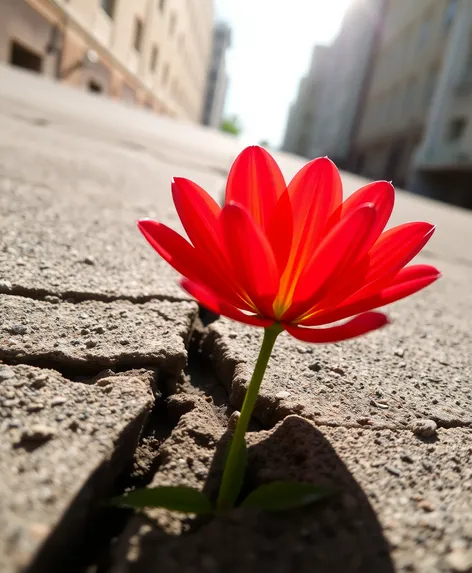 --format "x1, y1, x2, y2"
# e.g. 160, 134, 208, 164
0, 364, 154, 573
203, 259, 472, 429
0, 295, 197, 375
109, 404, 472, 573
